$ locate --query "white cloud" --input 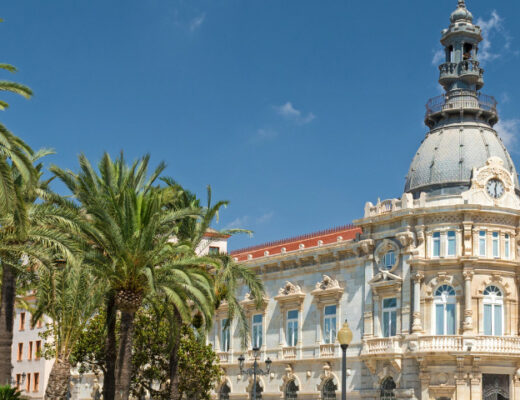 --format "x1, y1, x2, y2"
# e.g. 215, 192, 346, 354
274, 102, 316, 125
495, 119, 520, 147
256, 128, 278, 140
476, 11, 512, 63
189, 13, 206, 32
224, 212, 274, 230
432, 48, 444, 65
